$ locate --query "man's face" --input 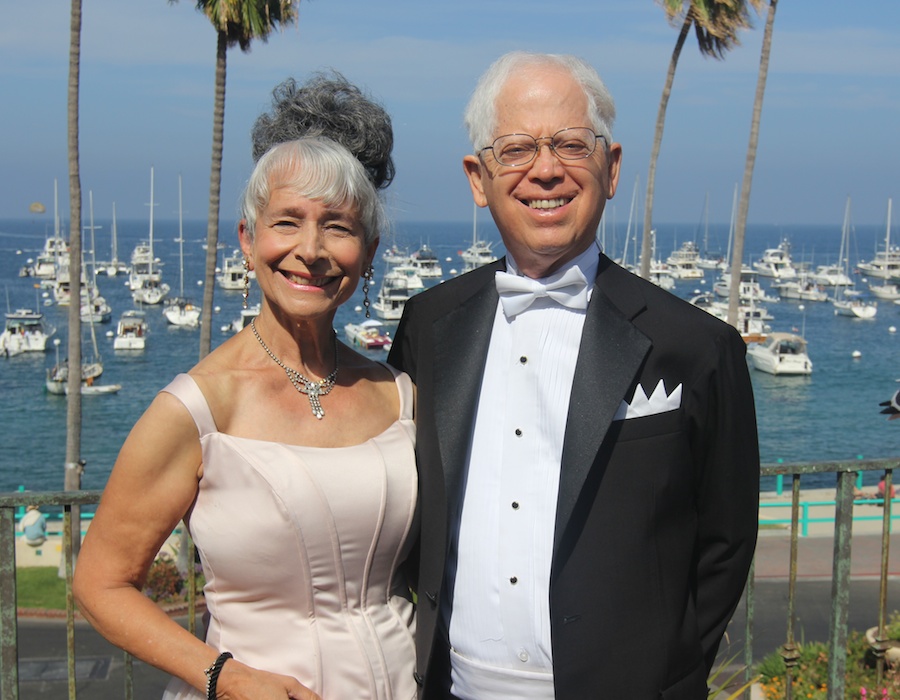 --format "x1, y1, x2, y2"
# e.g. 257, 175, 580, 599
464, 65, 622, 279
